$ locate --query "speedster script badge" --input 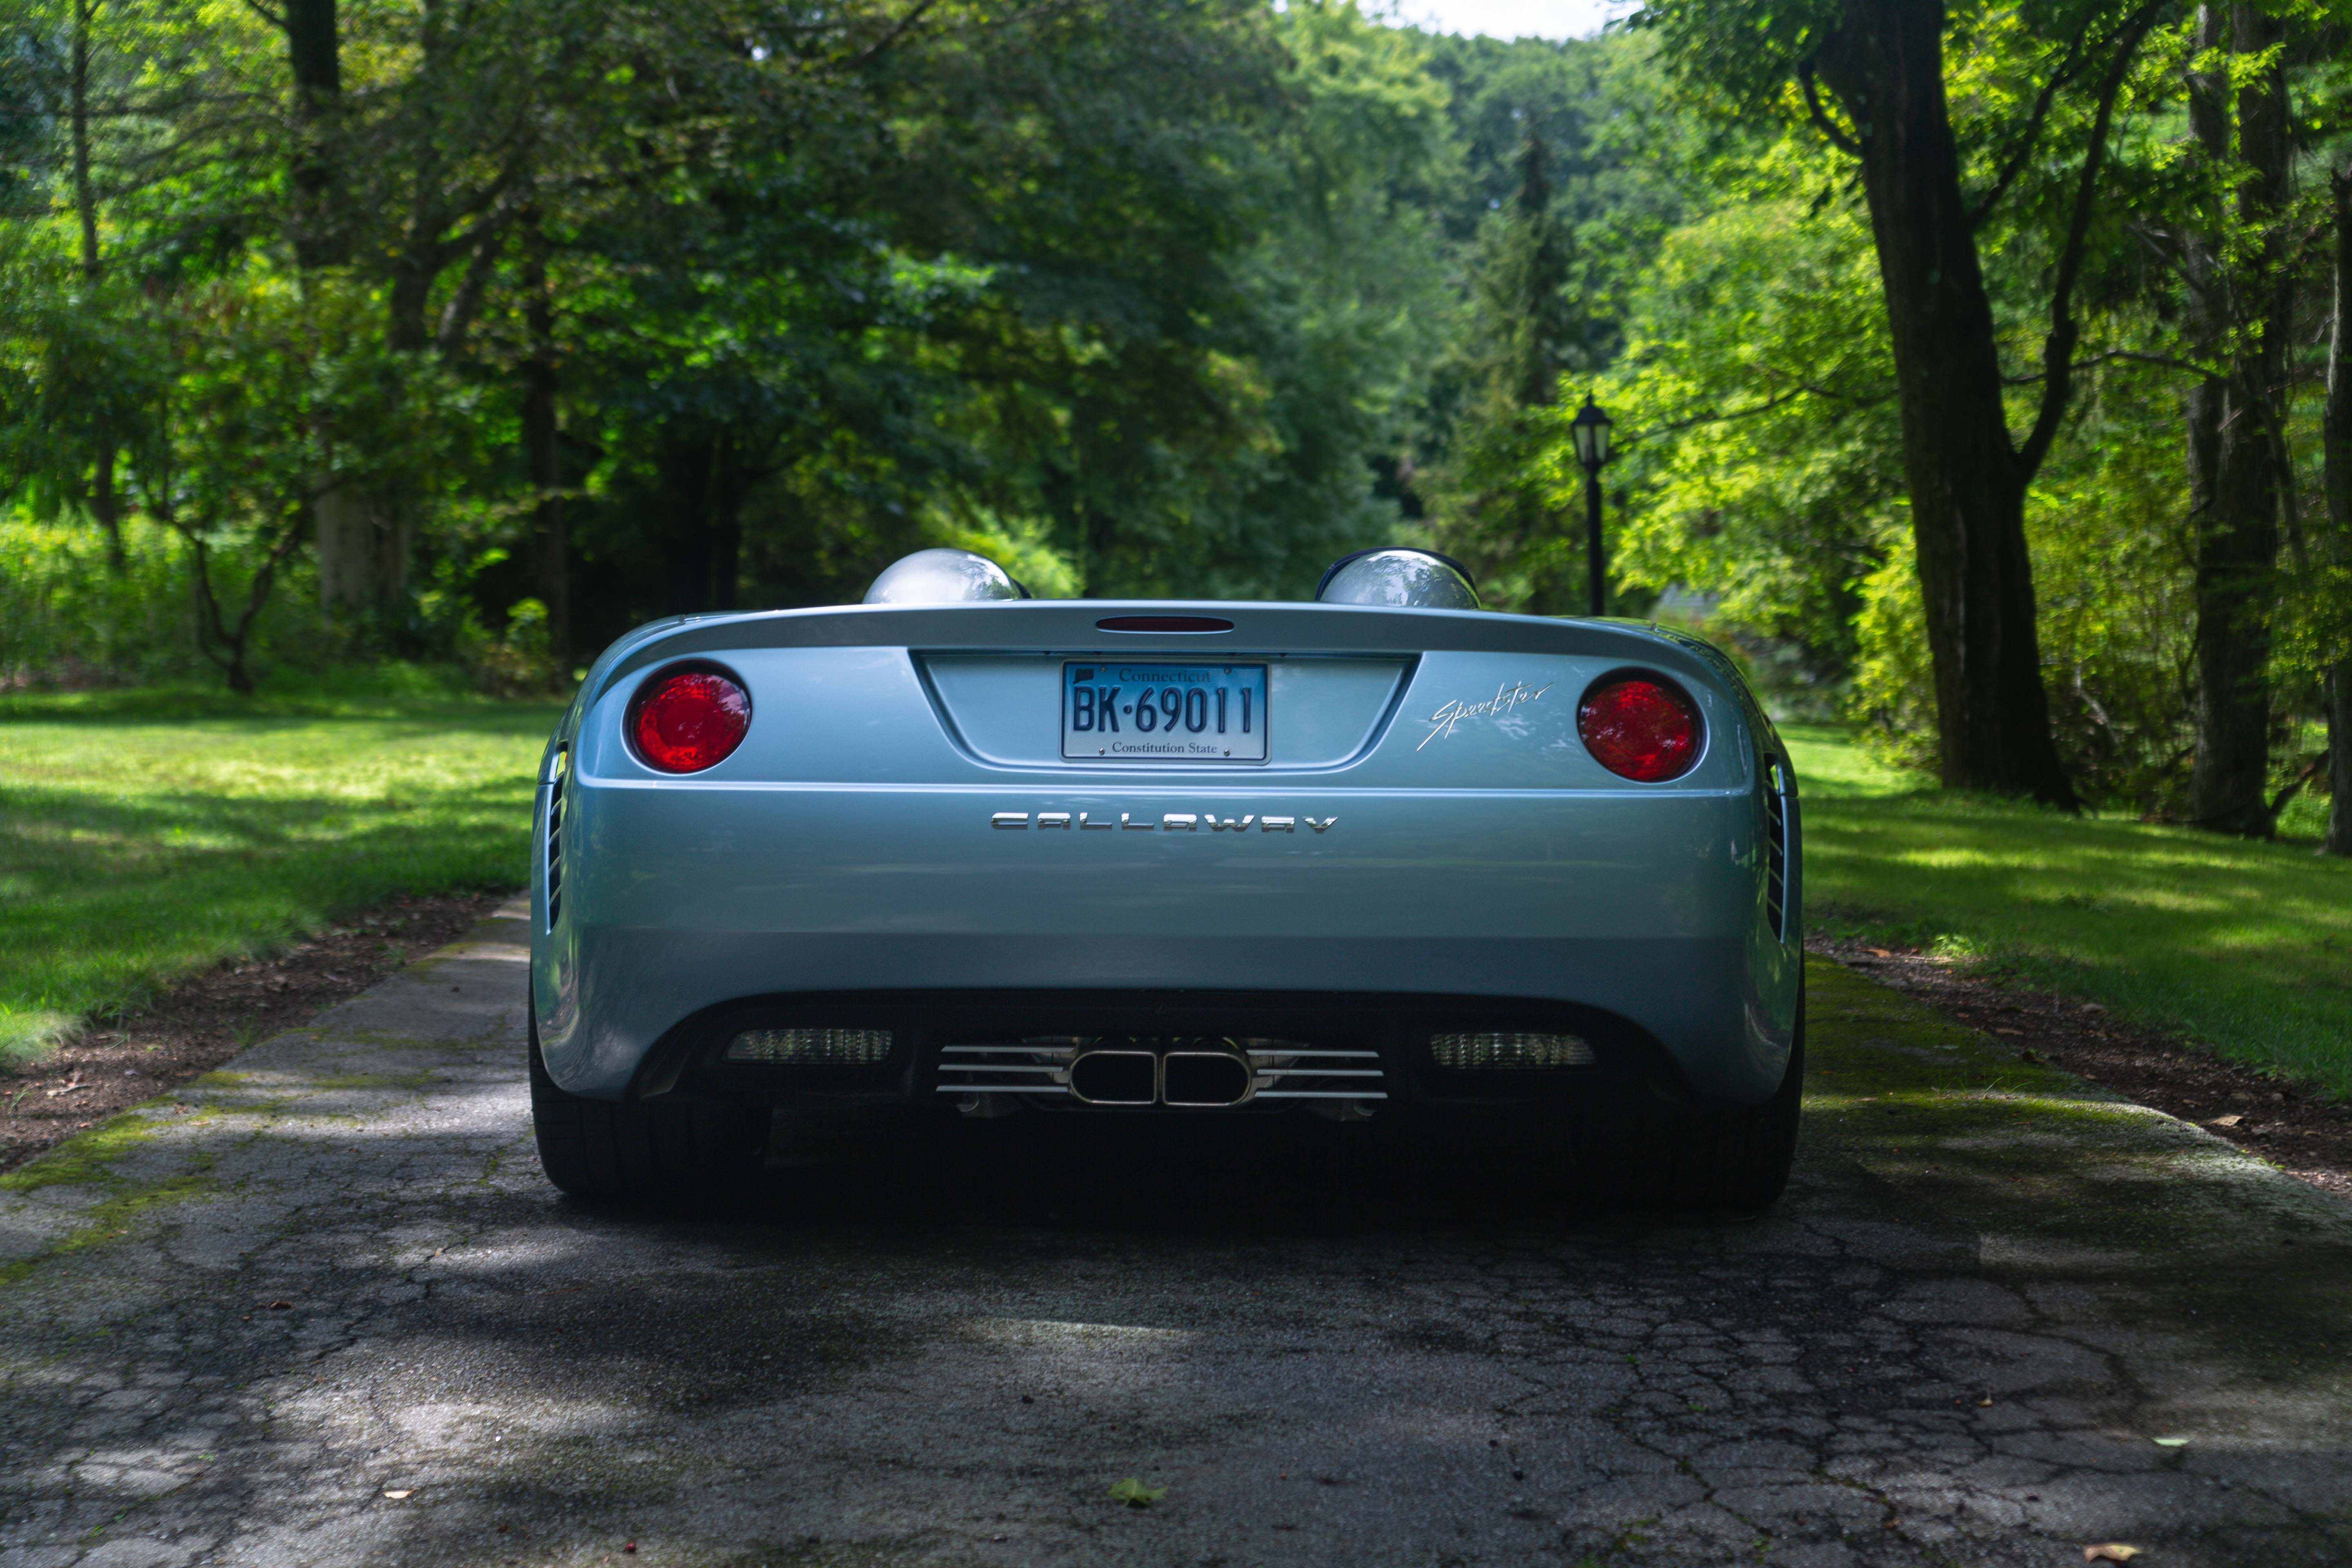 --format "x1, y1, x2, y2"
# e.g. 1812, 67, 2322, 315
1419, 679, 1553, 749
